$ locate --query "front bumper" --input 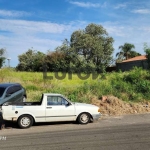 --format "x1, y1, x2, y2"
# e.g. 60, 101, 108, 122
92, 113, 102, 121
